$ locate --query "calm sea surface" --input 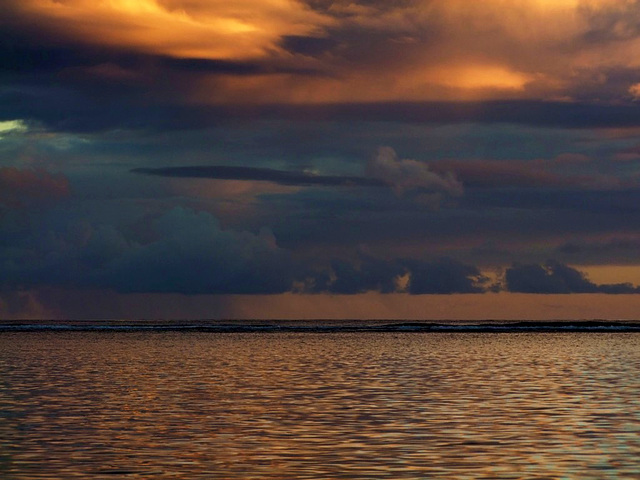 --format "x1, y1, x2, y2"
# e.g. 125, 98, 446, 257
1, 331, 640, 479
